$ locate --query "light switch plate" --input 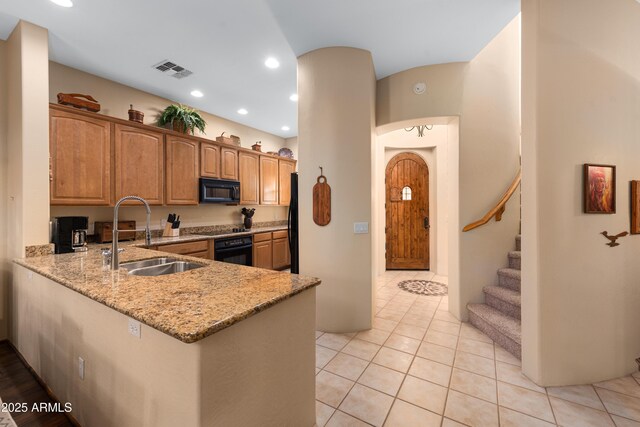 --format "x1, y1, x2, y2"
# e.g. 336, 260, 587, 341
354, 222, 369, 234
78, 357, 85, 380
